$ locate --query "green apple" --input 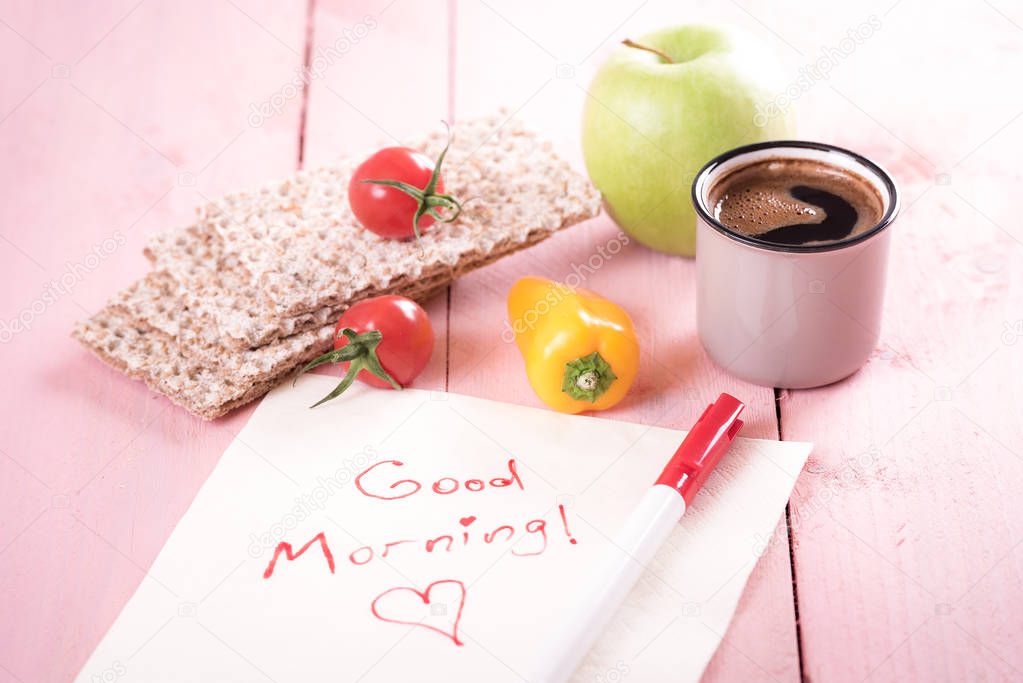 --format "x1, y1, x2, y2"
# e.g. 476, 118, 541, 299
581, 24, 796, 255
